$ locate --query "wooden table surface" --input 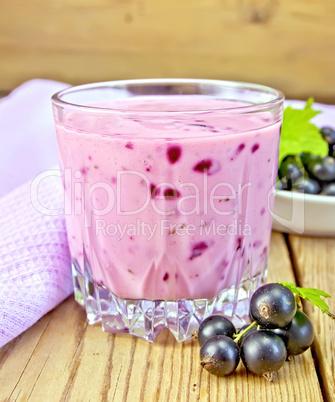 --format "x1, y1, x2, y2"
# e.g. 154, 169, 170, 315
0, 232, 334, 402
